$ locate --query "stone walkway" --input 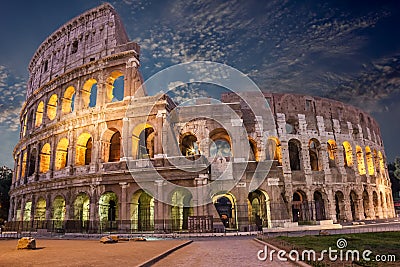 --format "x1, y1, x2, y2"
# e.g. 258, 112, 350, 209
153, 237, 296, 266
